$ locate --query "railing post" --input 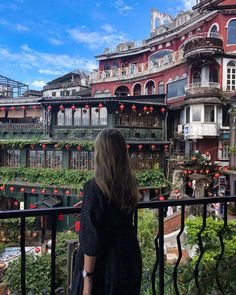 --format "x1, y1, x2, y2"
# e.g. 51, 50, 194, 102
158, 206, 165, 295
